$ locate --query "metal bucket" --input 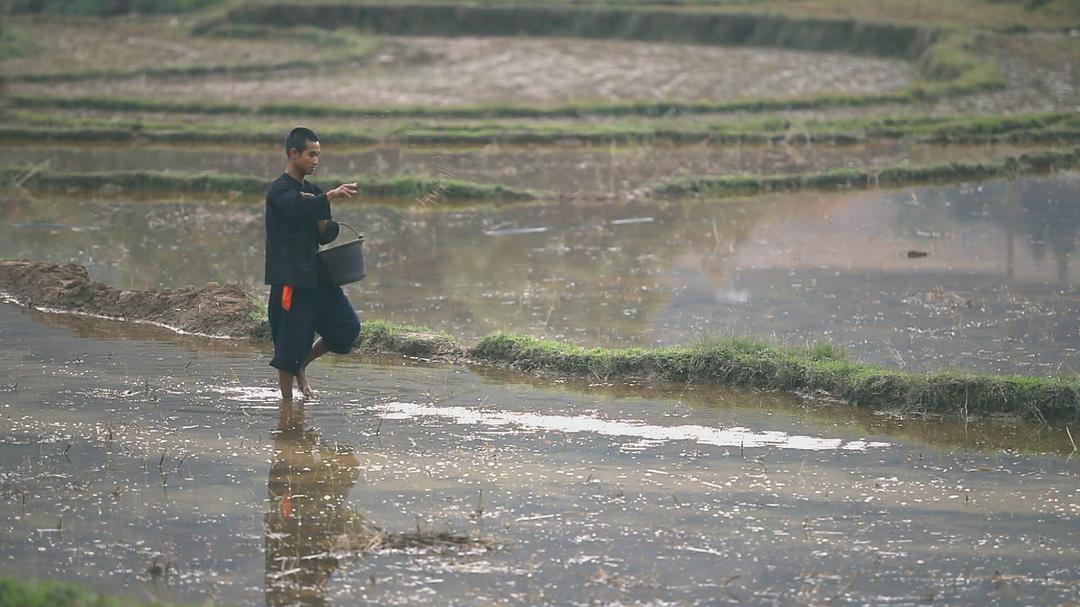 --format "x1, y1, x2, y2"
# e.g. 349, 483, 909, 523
317, 222, 366, 286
